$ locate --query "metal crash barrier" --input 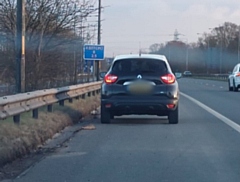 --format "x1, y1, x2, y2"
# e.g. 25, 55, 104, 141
0, 82, 102, 124
189, 74, 229, 81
